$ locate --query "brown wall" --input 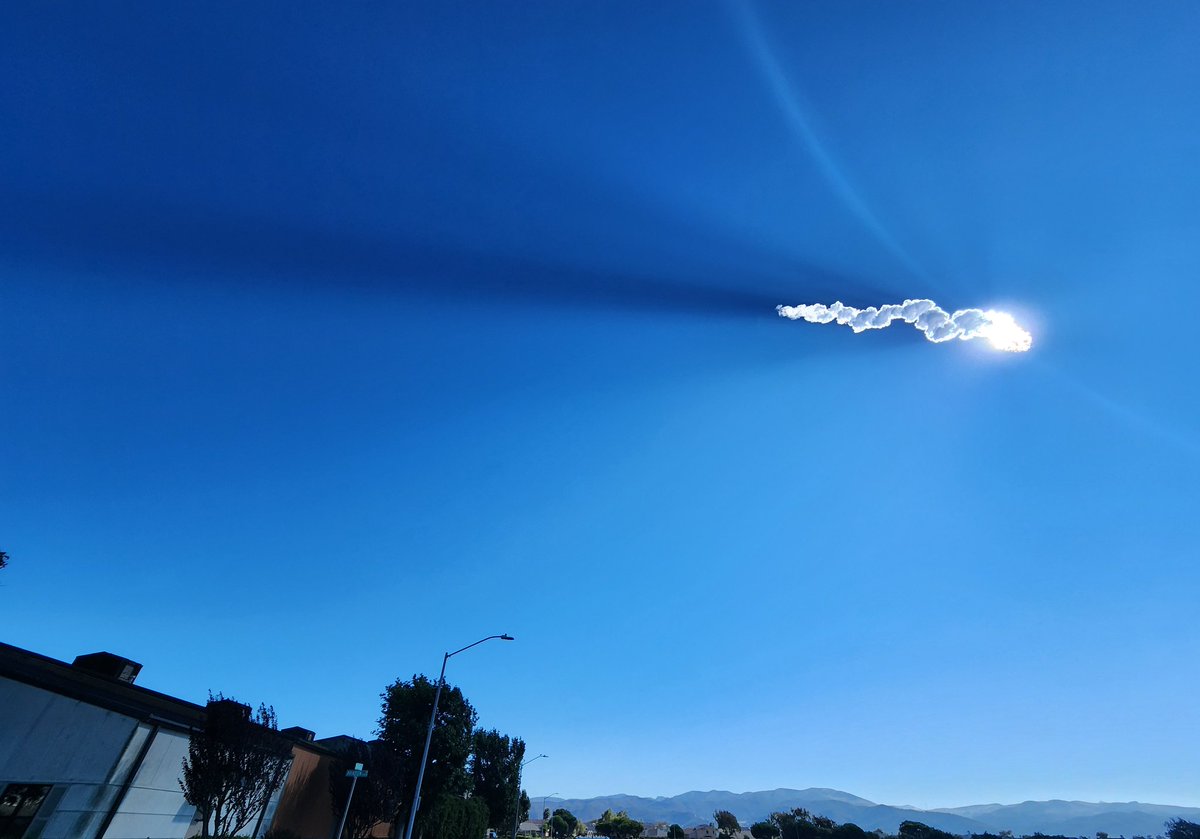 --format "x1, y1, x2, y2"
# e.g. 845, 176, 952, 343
270, 744, 337, 839
270, 743, 393, 839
